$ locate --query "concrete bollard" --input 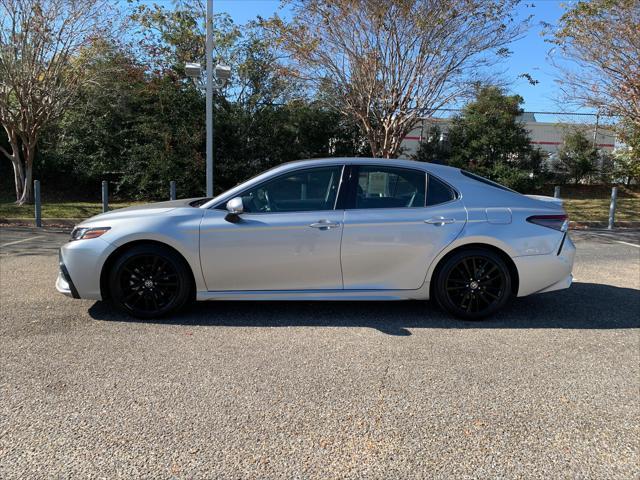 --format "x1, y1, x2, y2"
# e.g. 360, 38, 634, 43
102, 181, 109, 213
608, 186, 618, 230
170, 181, 177, 201
554, 186, 561, 199
34, 180, 41, 228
